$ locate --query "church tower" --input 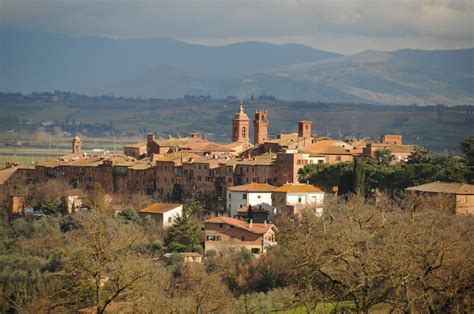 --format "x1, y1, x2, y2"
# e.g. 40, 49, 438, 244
232, 100, 250, 143
72, 135, 81, 154
253, 110, 268, 145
